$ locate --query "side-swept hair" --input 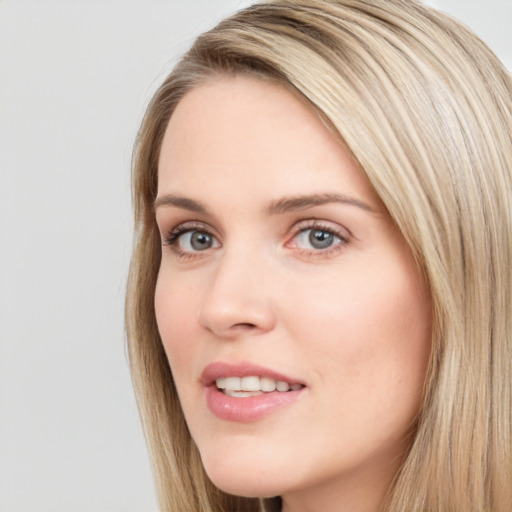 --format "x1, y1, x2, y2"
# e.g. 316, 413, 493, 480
126, 1, 512, 510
